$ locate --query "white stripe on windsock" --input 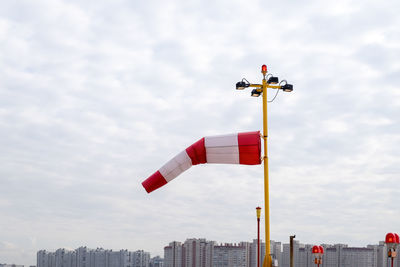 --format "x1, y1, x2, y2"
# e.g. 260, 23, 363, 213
159, 150, 192, 182
205, 133, 239, 164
